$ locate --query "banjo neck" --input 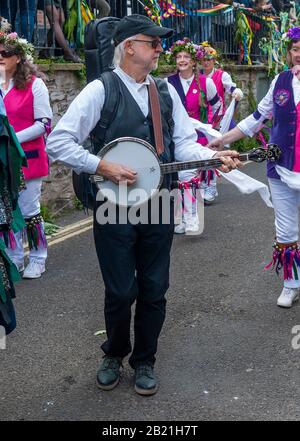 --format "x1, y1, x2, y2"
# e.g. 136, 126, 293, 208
160, 153, 250, 174
87, 139, 280, 208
